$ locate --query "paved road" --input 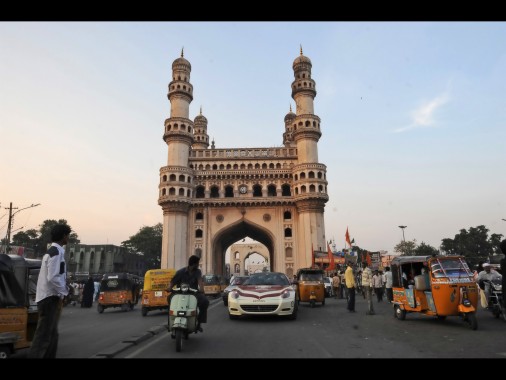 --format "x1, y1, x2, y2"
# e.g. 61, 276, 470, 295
118, 296, 506, 358
11, 296, 506, 358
